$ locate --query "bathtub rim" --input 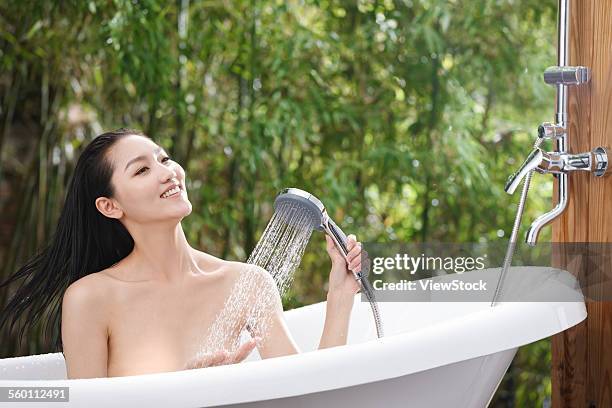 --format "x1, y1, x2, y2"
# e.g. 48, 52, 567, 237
0, 298, 587, 407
